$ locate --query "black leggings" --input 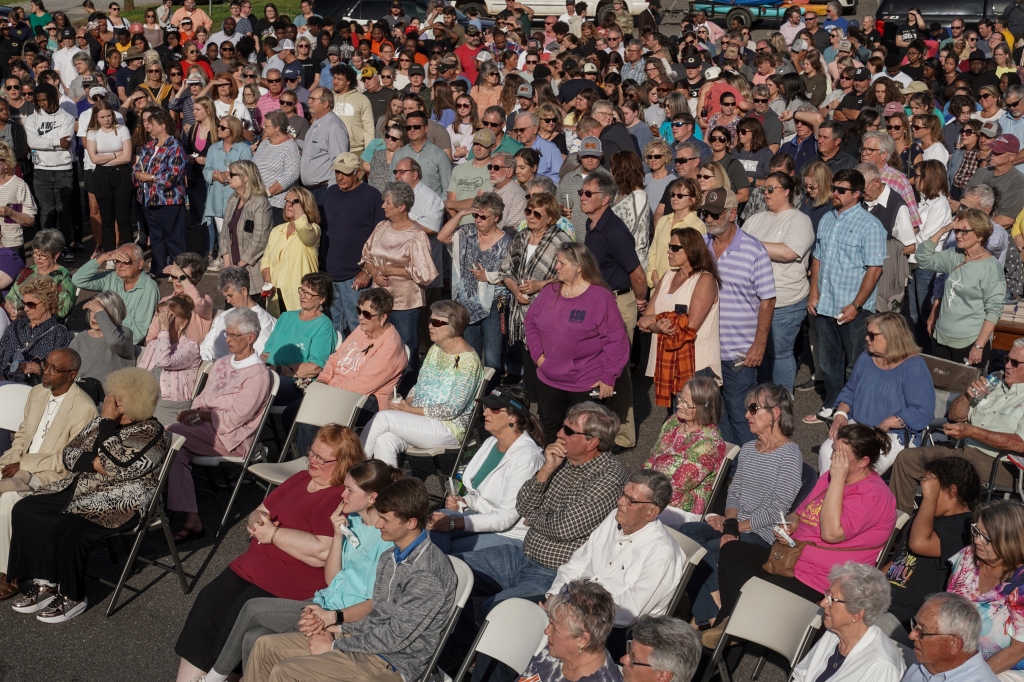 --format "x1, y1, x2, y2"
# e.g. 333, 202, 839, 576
716, 540, 824, 621
92, 164, 134, 250
175, 567, 274, 672
532, 375, 594, 446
